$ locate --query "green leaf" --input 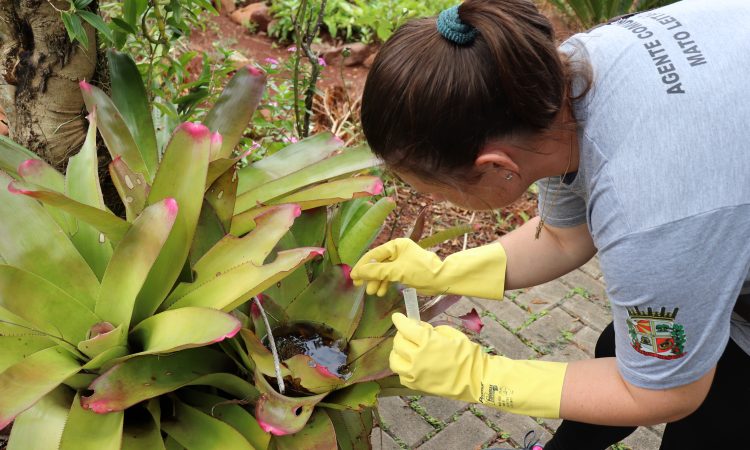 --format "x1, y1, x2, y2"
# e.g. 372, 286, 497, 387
190, 200, 226, 267
78, 11, 114, 44
0, 335, 55, 373
59, 393, 123, 450
351, 288, 403, 340
111, 17, 138, 35
235, 145, 379, 214
237, 132, 344, 194
269, 176, 383, 210
0, 347, 81, 429
167, 204, 321, 311
290, 207, 327, 248
132, 123, 212, 324
337, 197, 396, 266
0, 171, 100, 307
205, 164, 238, 232
109, 156, 149, 221
108, 50, 159, 176
7, 386, 73, 450
80, 81, 150, 180
339, 198, 371, 239
191, 204, 299, 282
319, 382, 379, 411
73, 0, 94, 9
95, 198, 178, 331
325, 409, 374, 450
204, 66, 266, 160
77, 324, 126, 359
61, 12, 89, 48
205, 155, 239, 191
81, 348, 233, 412
239, 329, 291, 379
66, 109, 113, 279
129, 307, 240, 356
274, 410, 337, 450
80, 345, 129, 371
179, 389, 271, 450
16, 157, 64, 192
285, 265, 363, 340
0, 265, 101, 343
161, 400, 255, 450
253, 366, 326, 436
346, 337, 393, 385
284, 354, 346, 394
8, 179, 131, 245
122, 406, 166, 450
167, 246, 323, 312
17, 158, 77, 235
0, 136, 39, 178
